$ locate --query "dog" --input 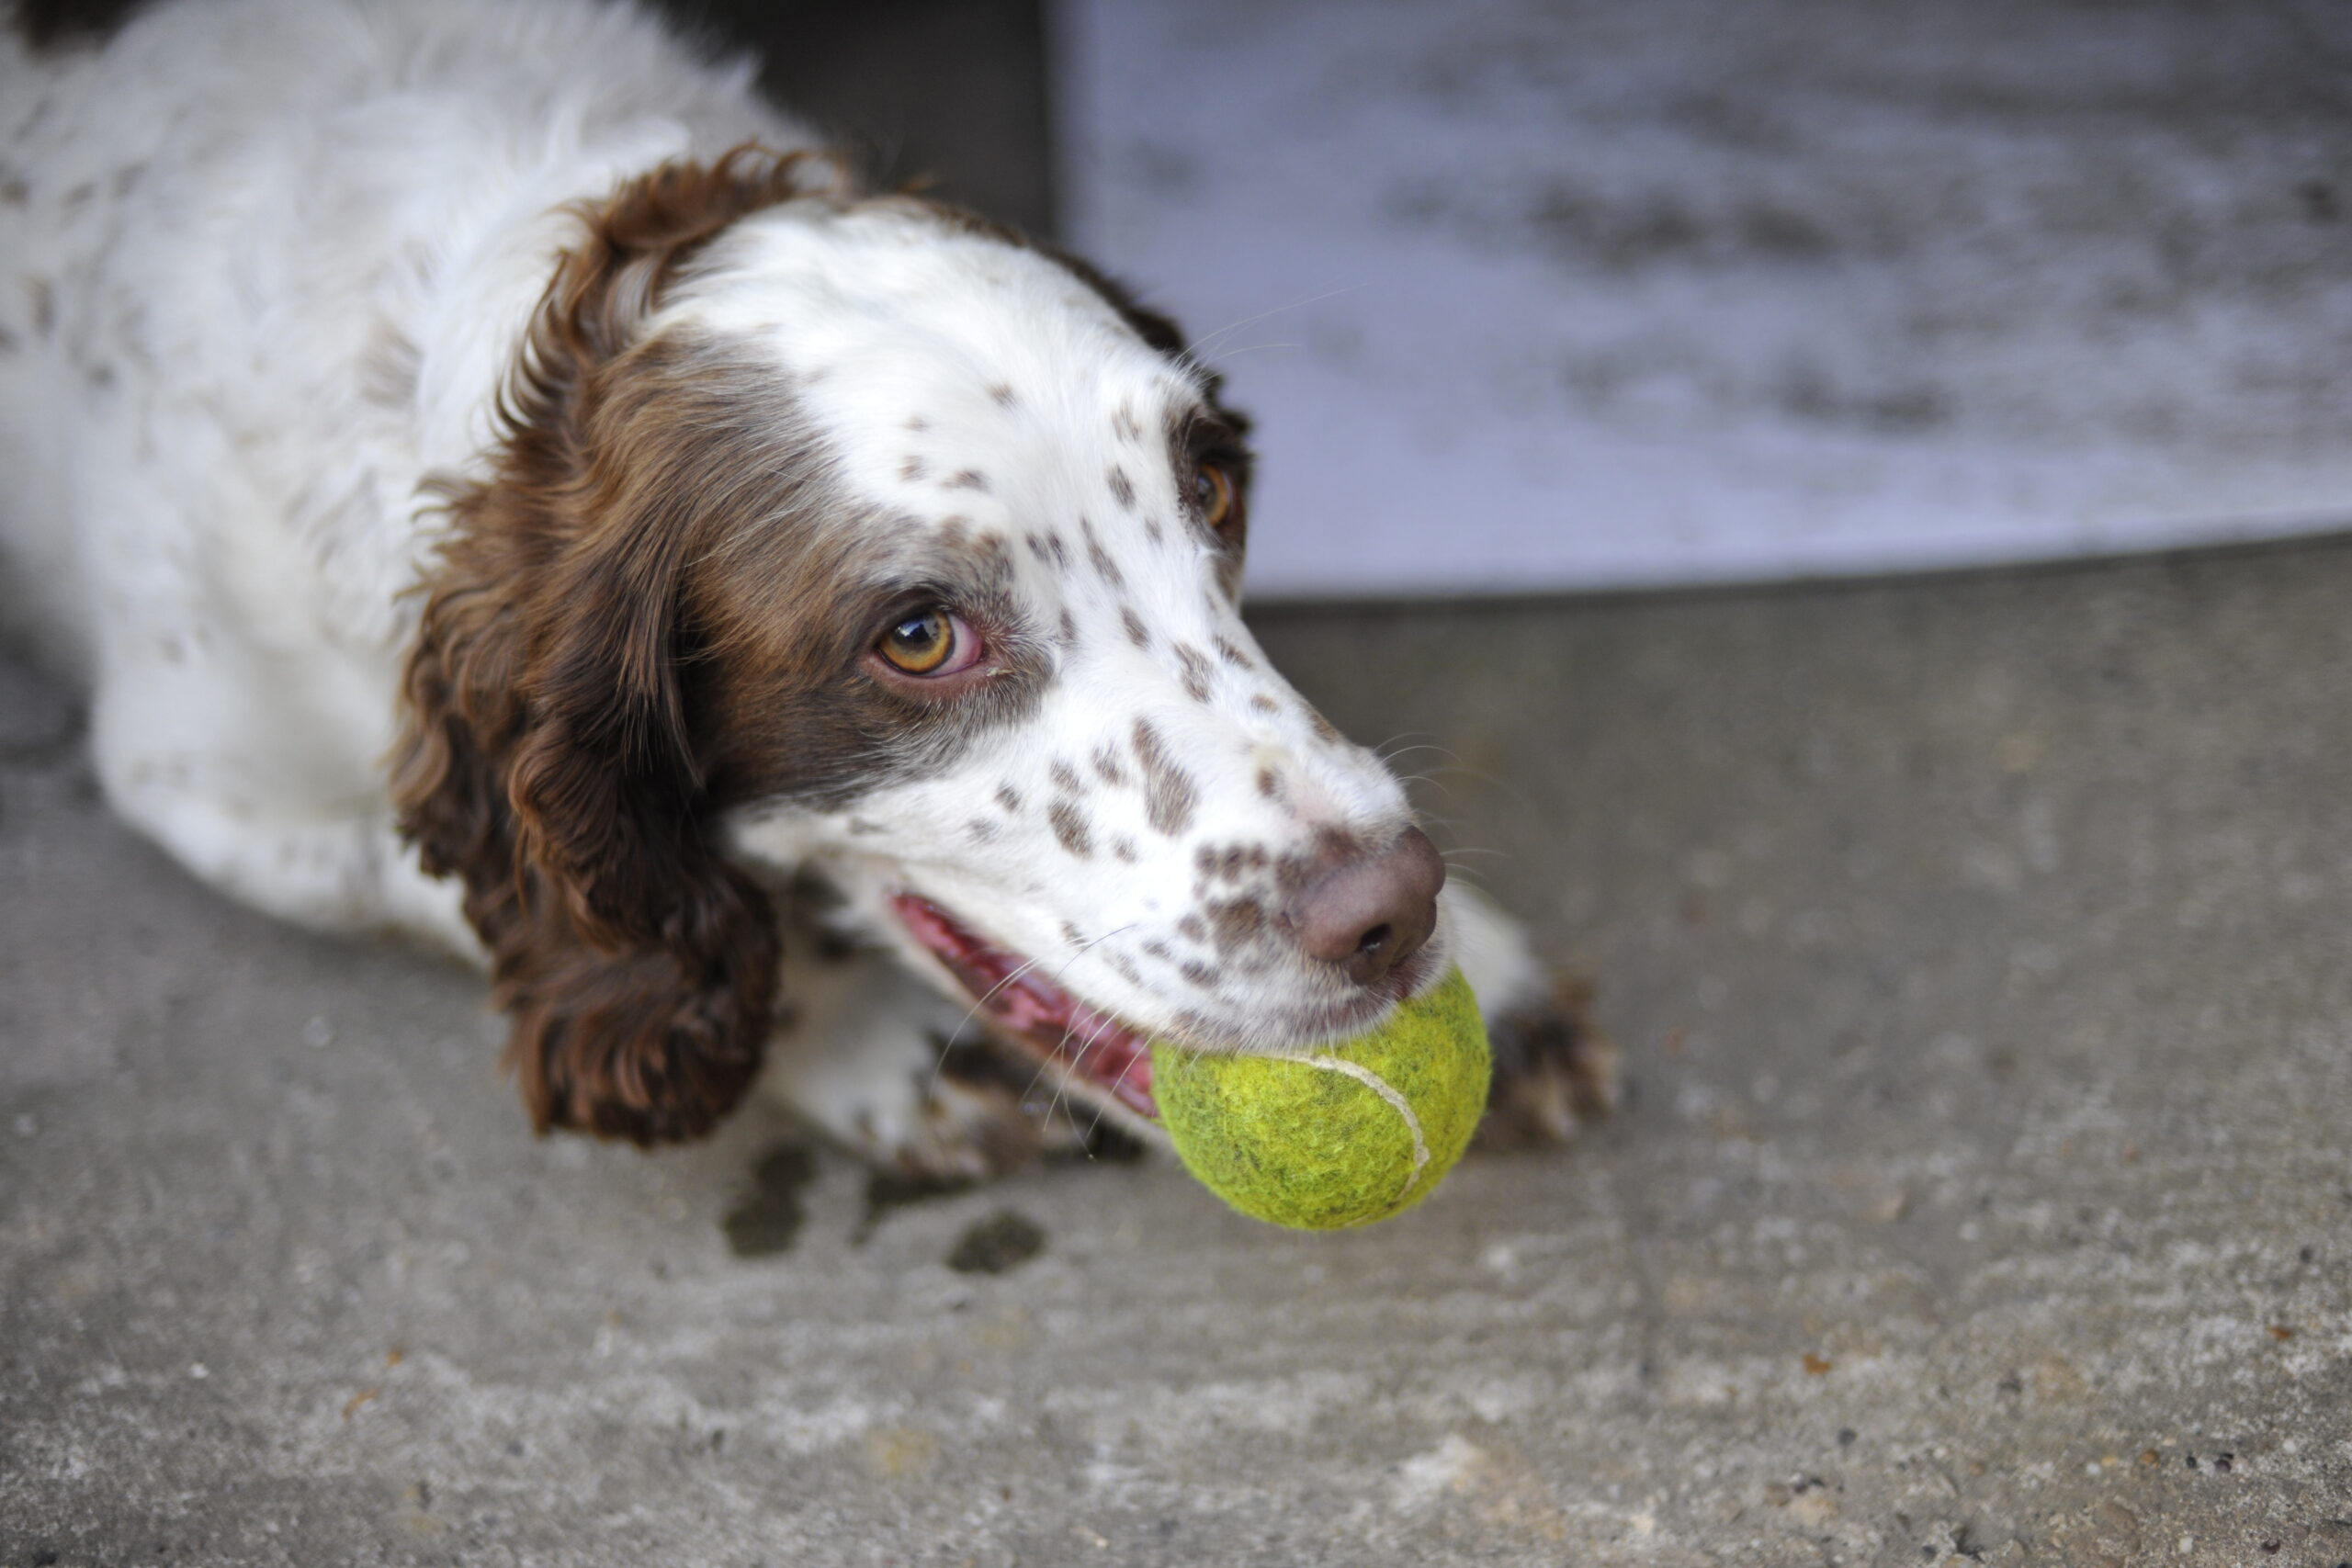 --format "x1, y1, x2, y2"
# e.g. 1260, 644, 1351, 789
0, 0, 1611, 1177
